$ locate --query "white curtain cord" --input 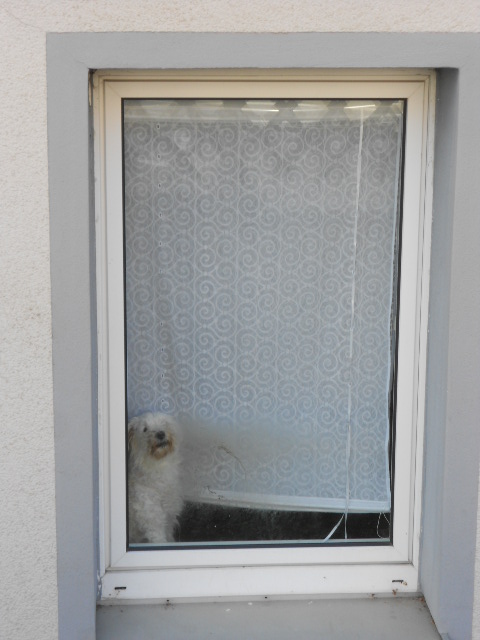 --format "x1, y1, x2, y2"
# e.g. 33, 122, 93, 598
344, 110, 364, 538
323, 112, 365, 542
